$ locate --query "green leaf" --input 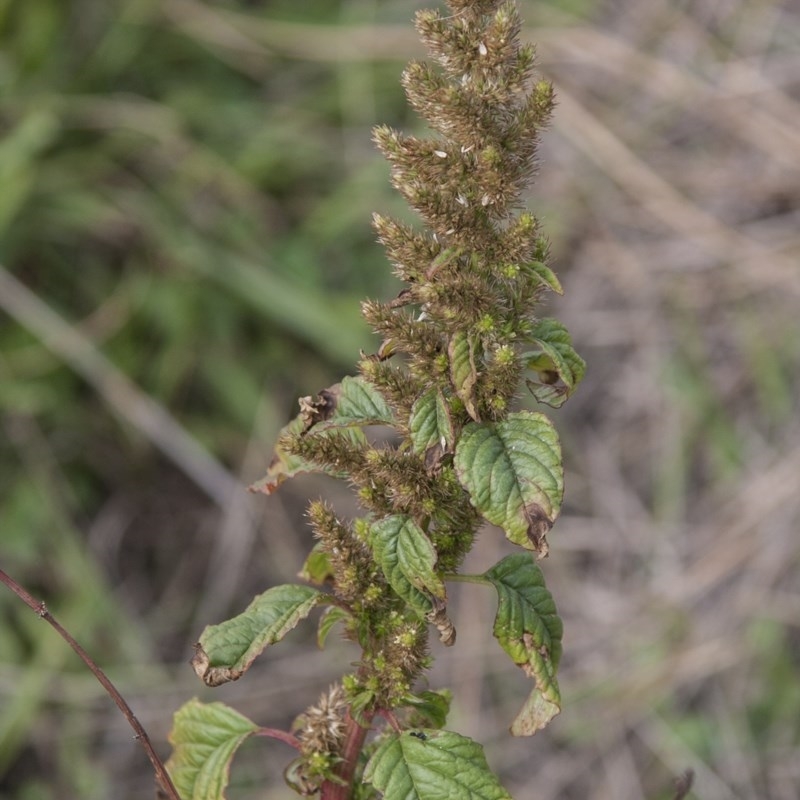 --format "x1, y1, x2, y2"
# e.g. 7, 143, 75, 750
299, 543, 334, 585
249, 377, 388, 495
523, 318, 585, 408
248, 415, 360, 495
317, 605, 351, 649
369, 514, 445, 616
522, 261, 563, 295
404, 689, 452, 730
485, 554, 563, 734
448, 331, 479, 421
349, 687, 377, 727
166, 699, 258, 800
363, 730, 512, 800
248, 414, 314, 495
191, 584, 328, 686
454, 412, 563, 555
310, 375, 395, 431
409, 388, 455, 459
